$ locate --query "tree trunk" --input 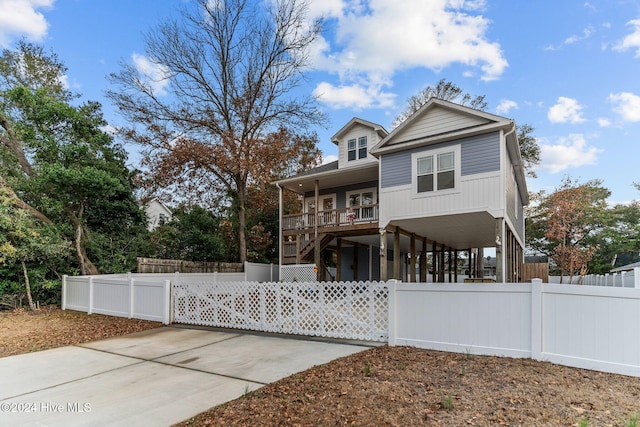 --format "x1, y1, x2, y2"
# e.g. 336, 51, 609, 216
21, 260, 36, 311
68, 207, 99, 275
237, 184, 247, 263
